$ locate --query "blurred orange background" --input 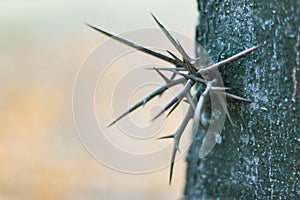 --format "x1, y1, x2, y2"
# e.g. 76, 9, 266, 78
0, 1, 197, 199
